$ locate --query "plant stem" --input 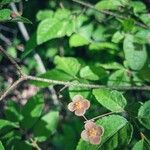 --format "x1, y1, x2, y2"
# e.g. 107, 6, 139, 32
87, 111, 121, 122
0, 46, 23, 76
83, 115, 88, 121
26, 75, 150, 91
1, 74, 150, 101
72, 0, 148, 29
30, 138, 41, 150
140, 132, 150, 145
